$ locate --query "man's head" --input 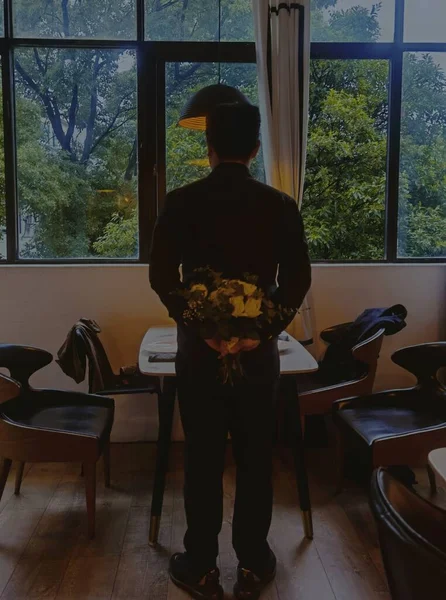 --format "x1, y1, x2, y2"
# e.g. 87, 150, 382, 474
206, 103, 261, 168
